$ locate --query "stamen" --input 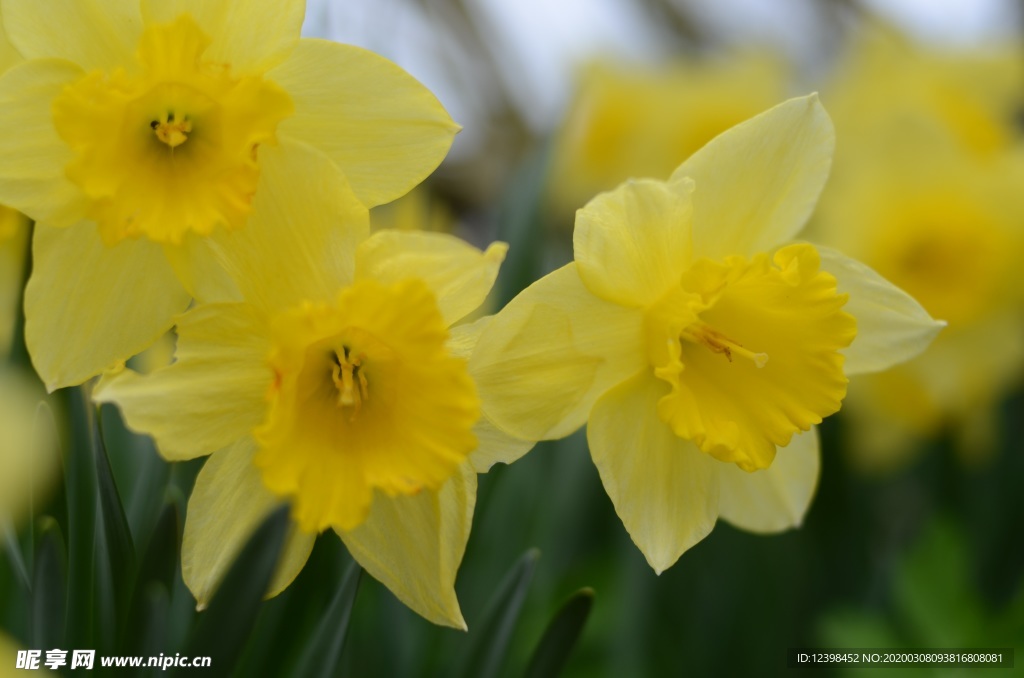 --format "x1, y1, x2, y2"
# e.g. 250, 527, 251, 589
152, 113, 193, 148
681, 323, 768, 368
331, 347, 367, 419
